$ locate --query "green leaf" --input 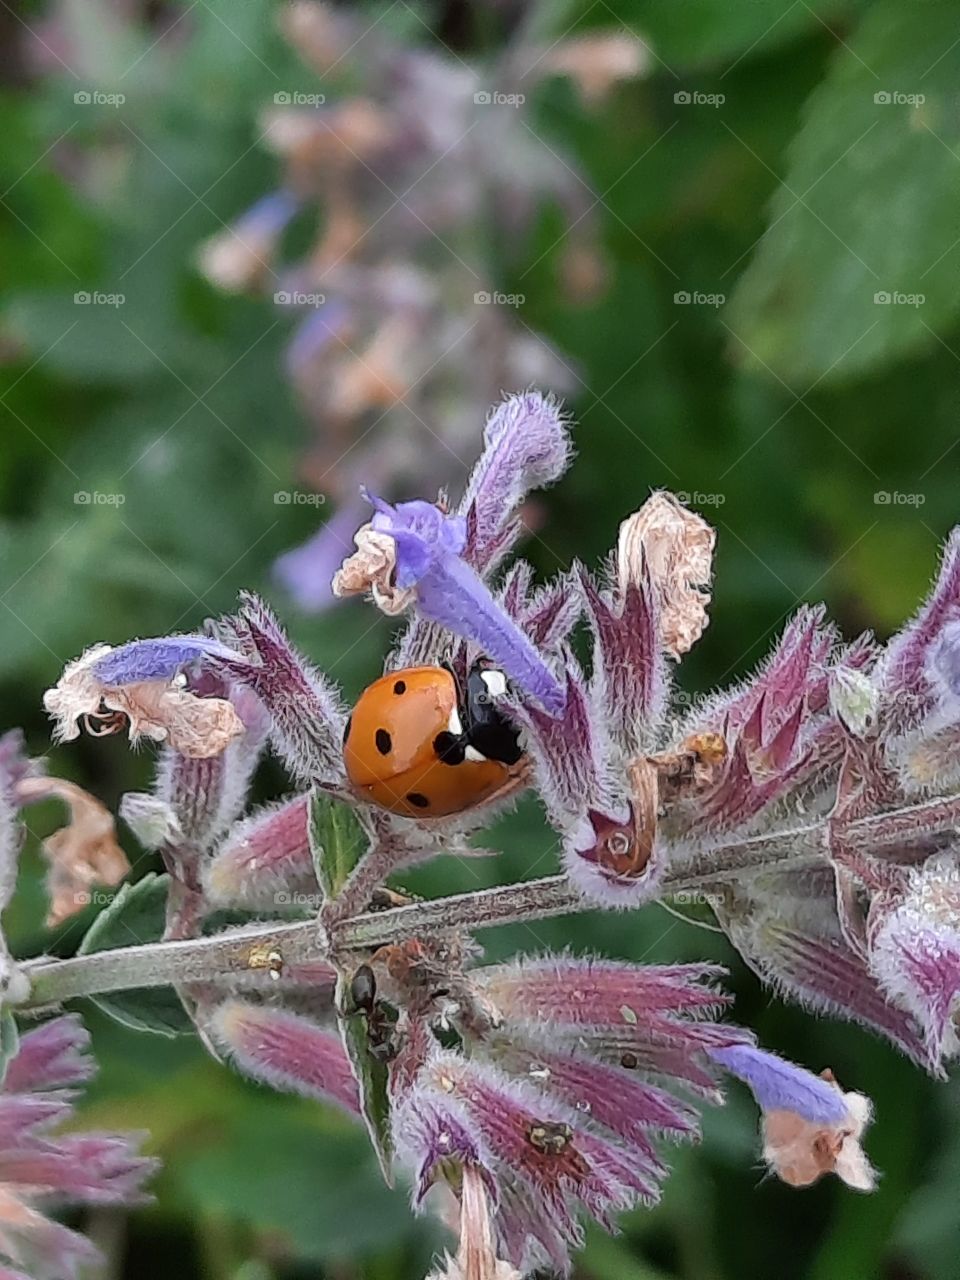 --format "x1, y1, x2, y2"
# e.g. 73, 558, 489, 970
174, 1105, 415, 1263
78, 874, 193, 1038
0, 1011, 19, 1085
309, 790, 368, 901
335, 972, 394, 1186
727, 0, 960, 386
616, 0, 858, 69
